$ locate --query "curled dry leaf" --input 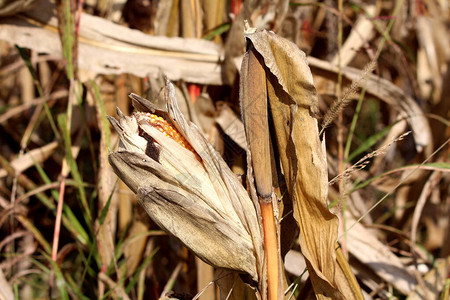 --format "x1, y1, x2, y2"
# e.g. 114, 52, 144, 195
108, 80, 263, 284
0, 141, 58, 179
0, 0, 223, 84
0, 0, 36, 17
215, 103, 247, 150
243, 28, 363, 299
